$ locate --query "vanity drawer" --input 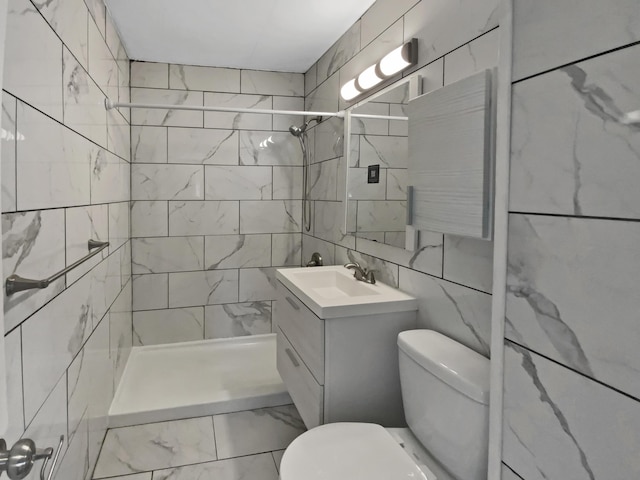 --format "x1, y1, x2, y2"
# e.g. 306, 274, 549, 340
274, 286, 325, 384
277, 328, 324, 429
